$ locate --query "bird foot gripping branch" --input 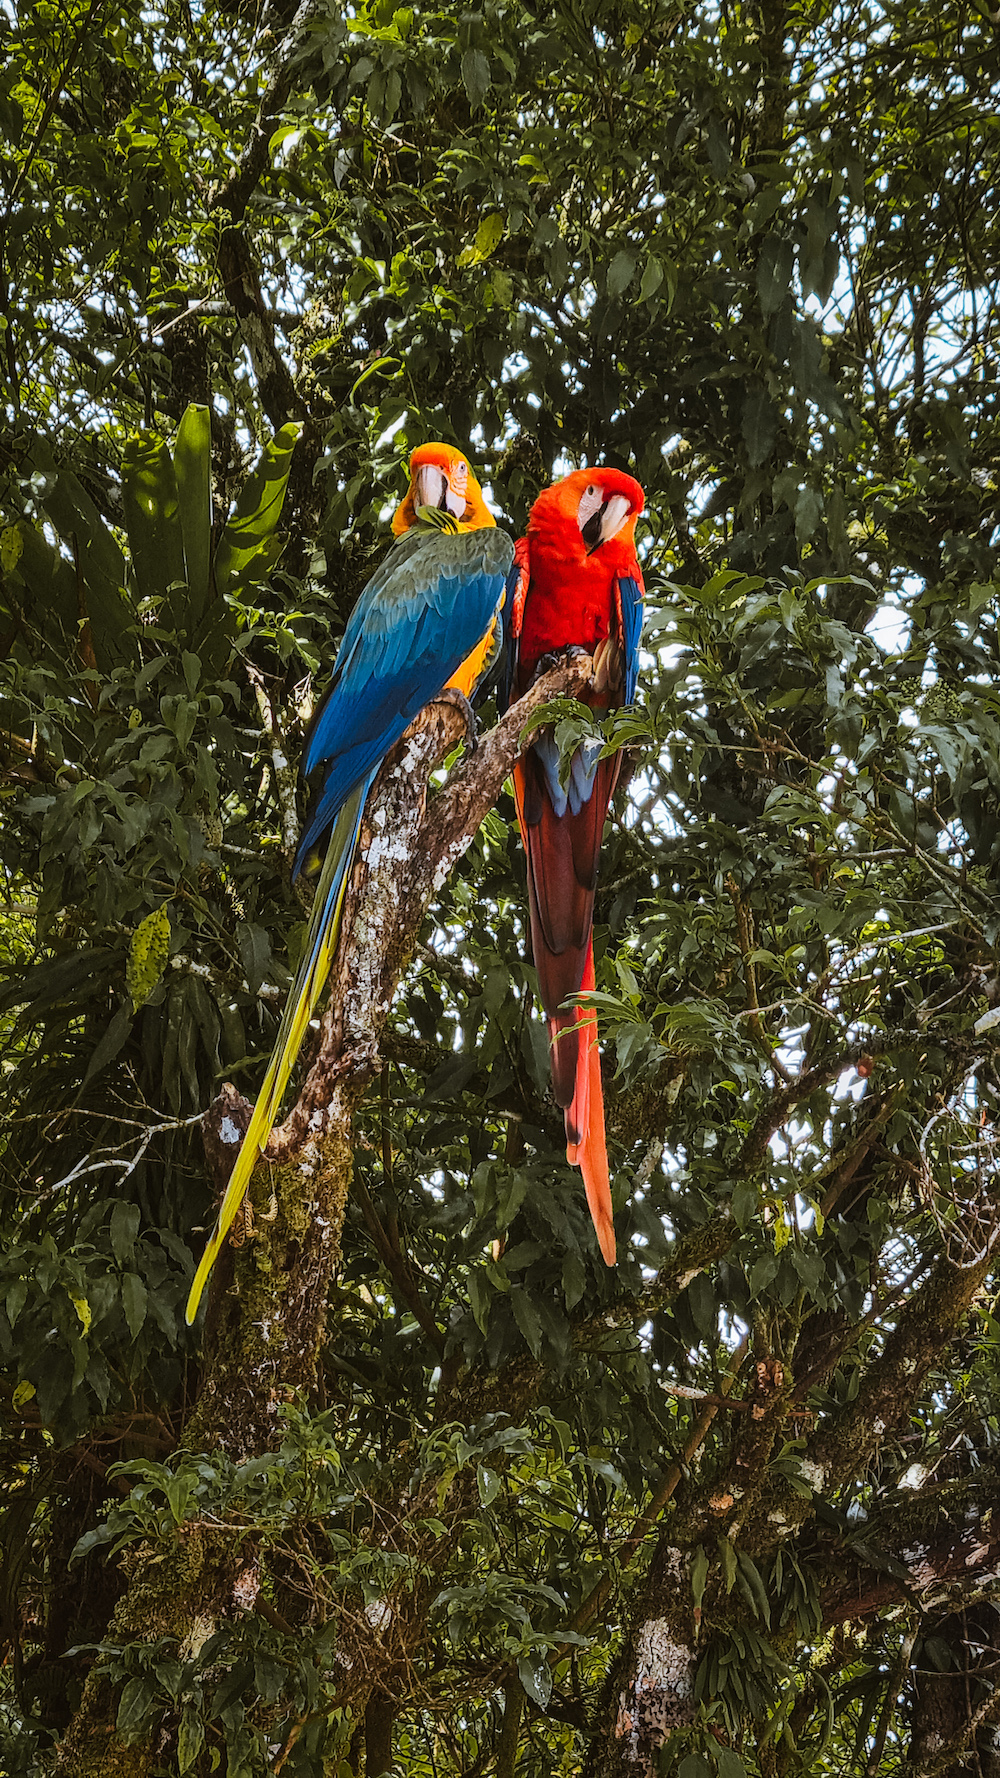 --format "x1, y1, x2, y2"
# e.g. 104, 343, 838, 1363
527, 641, 593, 683
432, 685, 479, 752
